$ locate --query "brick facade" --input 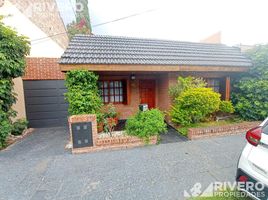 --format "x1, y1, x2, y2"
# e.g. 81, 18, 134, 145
157, 73, 170, 112
98, 73, 169, 119
22, 60, 232, 121
99, 71, 231, 120
23, 57, 65, 80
